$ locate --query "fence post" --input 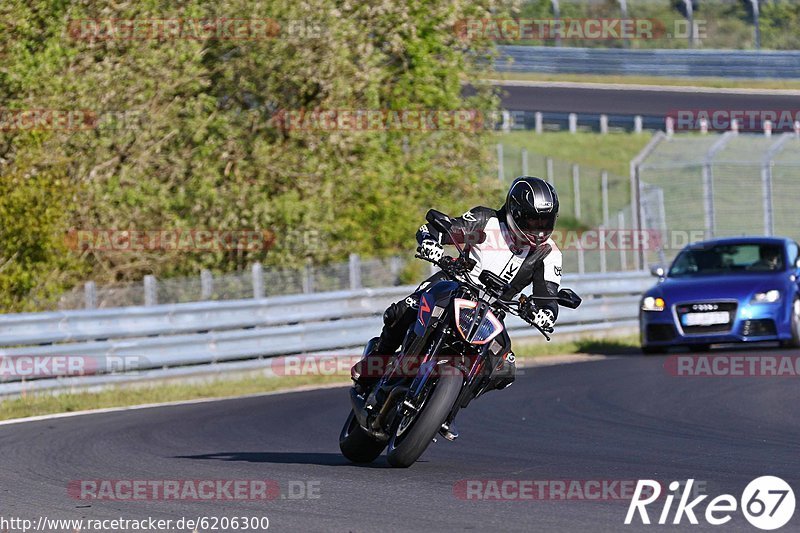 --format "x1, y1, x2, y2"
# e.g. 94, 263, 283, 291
599, 226, 607, 273
601, 171, 609, 227
535, 112, 543, 134
600, 114, 608, 135
546, 157, 554, 186
497, 143, 504, 182
572, 164, 581, 220
761, 164, 774, 236
568, 113, 577, 134
252, 262, 264, 299
302, 264, 315, 294
200, 269, 213, 300
84, 281, 96, 310
634, 115, 642, 134
702, 163, 715, 239
390, 256, 402, 285
501, 110, 511, 133
618, 212, 627, 271
349, 253, 362, 289
521, 148, 528, 176
144, 275, 157, 306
